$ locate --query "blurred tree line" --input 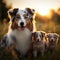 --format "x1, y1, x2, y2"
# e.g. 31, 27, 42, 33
0, 0, 12, 22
